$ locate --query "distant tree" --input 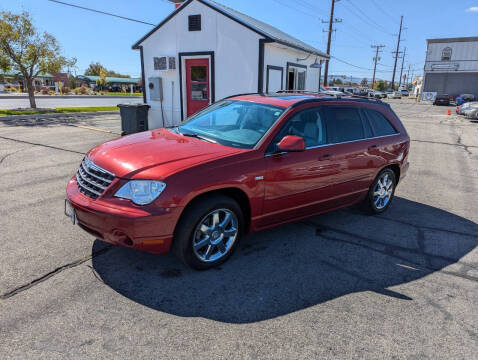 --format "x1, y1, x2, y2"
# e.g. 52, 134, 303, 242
333, 78, 343, 85
361, 78, 368, 87
84, 62, 105, 76
0, 11, 76, 108
85, 61, 130, 78
374, 80, 386, 91
68, 75, 77, 89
